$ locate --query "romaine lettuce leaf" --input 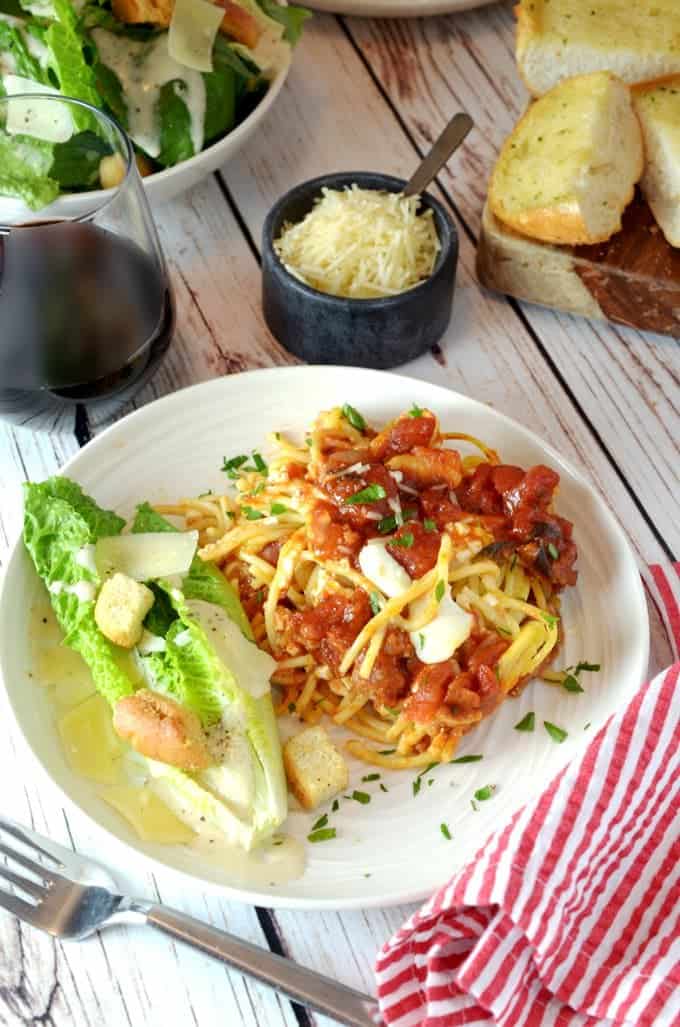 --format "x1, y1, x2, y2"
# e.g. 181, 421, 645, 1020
49, 128, 112, 189
44, 0, 102, 126
23, 479, 133, 706
155, 79, 194, 167
0, 18, 44, 79
0, 129, 59, 208
0, 0, 26, 16
203, 63, 235, 144
254, 0, 310, 44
